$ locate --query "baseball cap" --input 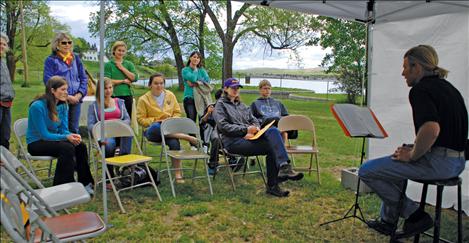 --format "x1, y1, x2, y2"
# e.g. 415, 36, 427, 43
223, 78, 243, 88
